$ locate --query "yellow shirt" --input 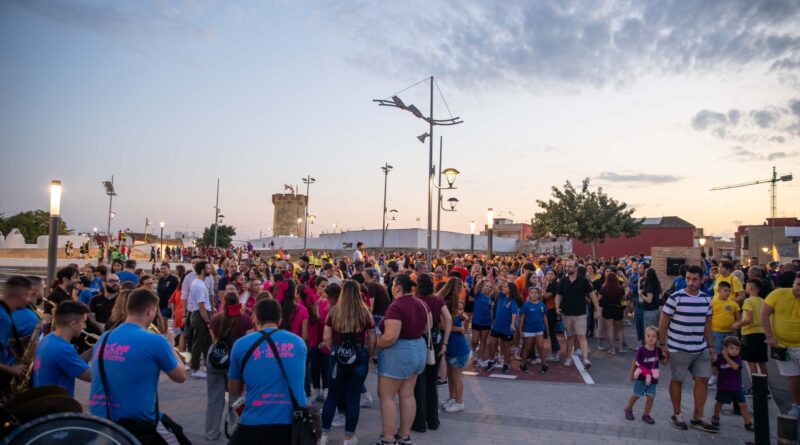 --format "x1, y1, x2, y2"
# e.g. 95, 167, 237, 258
765, 288, 800, 347
711, 298, 740, 333
741, 296, 766, 336
714, 274, 744, 297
